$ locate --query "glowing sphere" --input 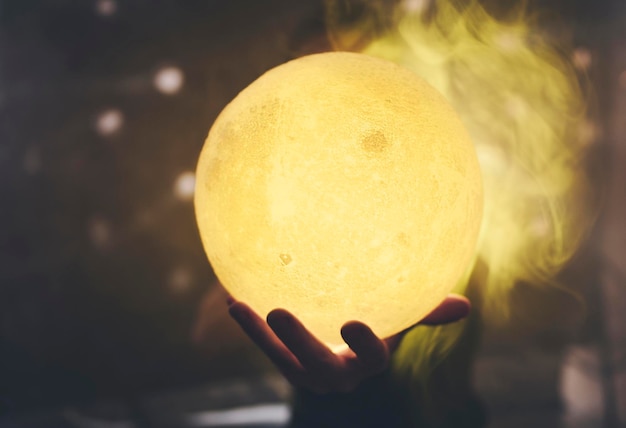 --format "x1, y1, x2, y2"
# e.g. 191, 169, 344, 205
195, 52, 483, 350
